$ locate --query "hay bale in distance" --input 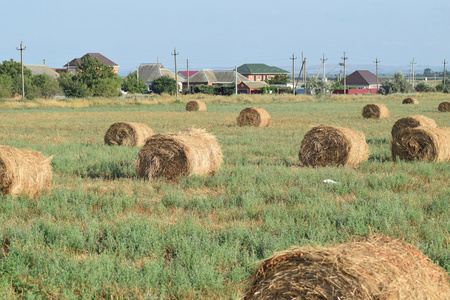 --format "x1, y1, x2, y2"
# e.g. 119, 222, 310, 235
299, 125, 369, 168
237, 107, 271, 127
391, 115, 437, 139
243, 235, 450, 300
0, 145, 52, 198
104, 122, 153, 147
135, 128, 223, 180
362, 103, 389, 119
438, 101, 450, 112
186, 100, 207, 111
402, 97, 419, 104
392, 126, 450, 162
